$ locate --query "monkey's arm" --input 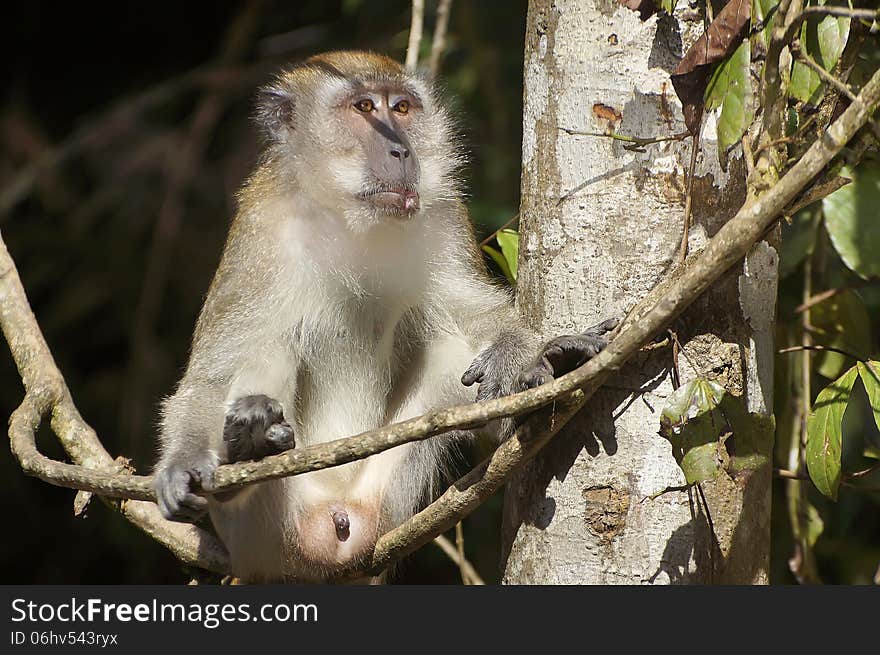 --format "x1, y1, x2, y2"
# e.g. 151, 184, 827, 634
429, 205, 616, 438
154, 241, 299, 521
